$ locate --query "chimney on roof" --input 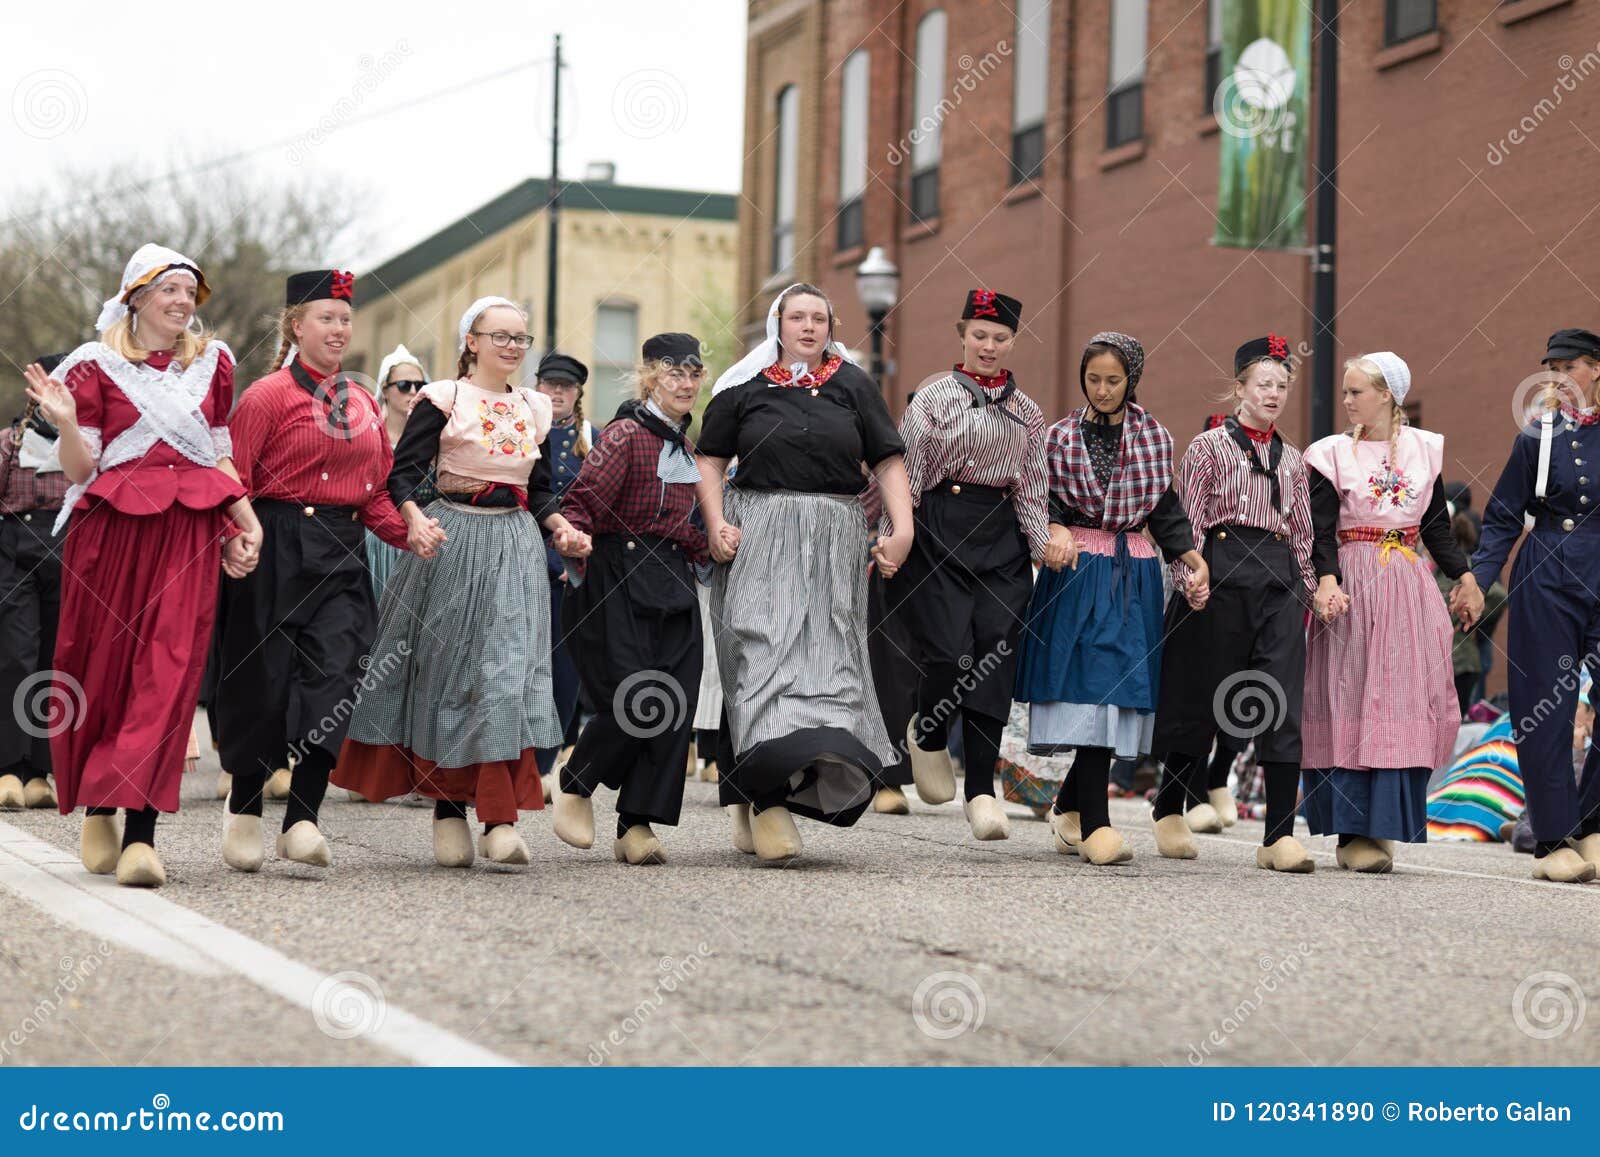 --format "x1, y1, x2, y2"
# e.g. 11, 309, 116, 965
583, 161, 616, 184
